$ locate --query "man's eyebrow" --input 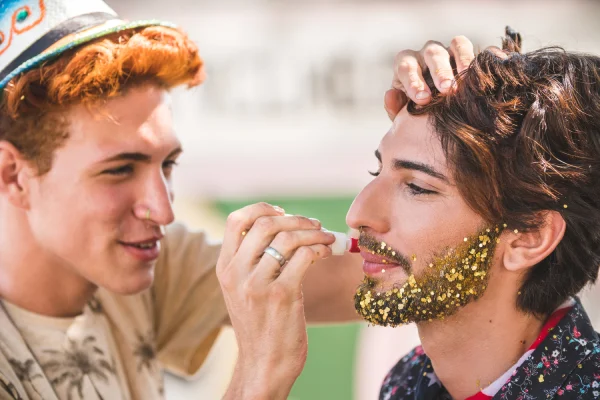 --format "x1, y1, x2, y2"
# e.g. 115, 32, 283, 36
375, 149, 382, 162
101, 152, 151, 163
167, 147, 183, 159
374, 149, 449, 183
100, 146, 183, 163
393, 159, 449, 183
